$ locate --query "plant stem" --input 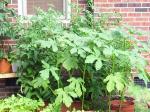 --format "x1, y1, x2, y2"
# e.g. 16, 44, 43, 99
119, 90, 125, 112
68, 71, 72, 78
118, 33, 126, 112
49, 86, 56, 96
108, 93, 111, 112
82, 65, 86, 110
57, 80, 59, 89
108, 53, 115, 112
112, 53, 115, 73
